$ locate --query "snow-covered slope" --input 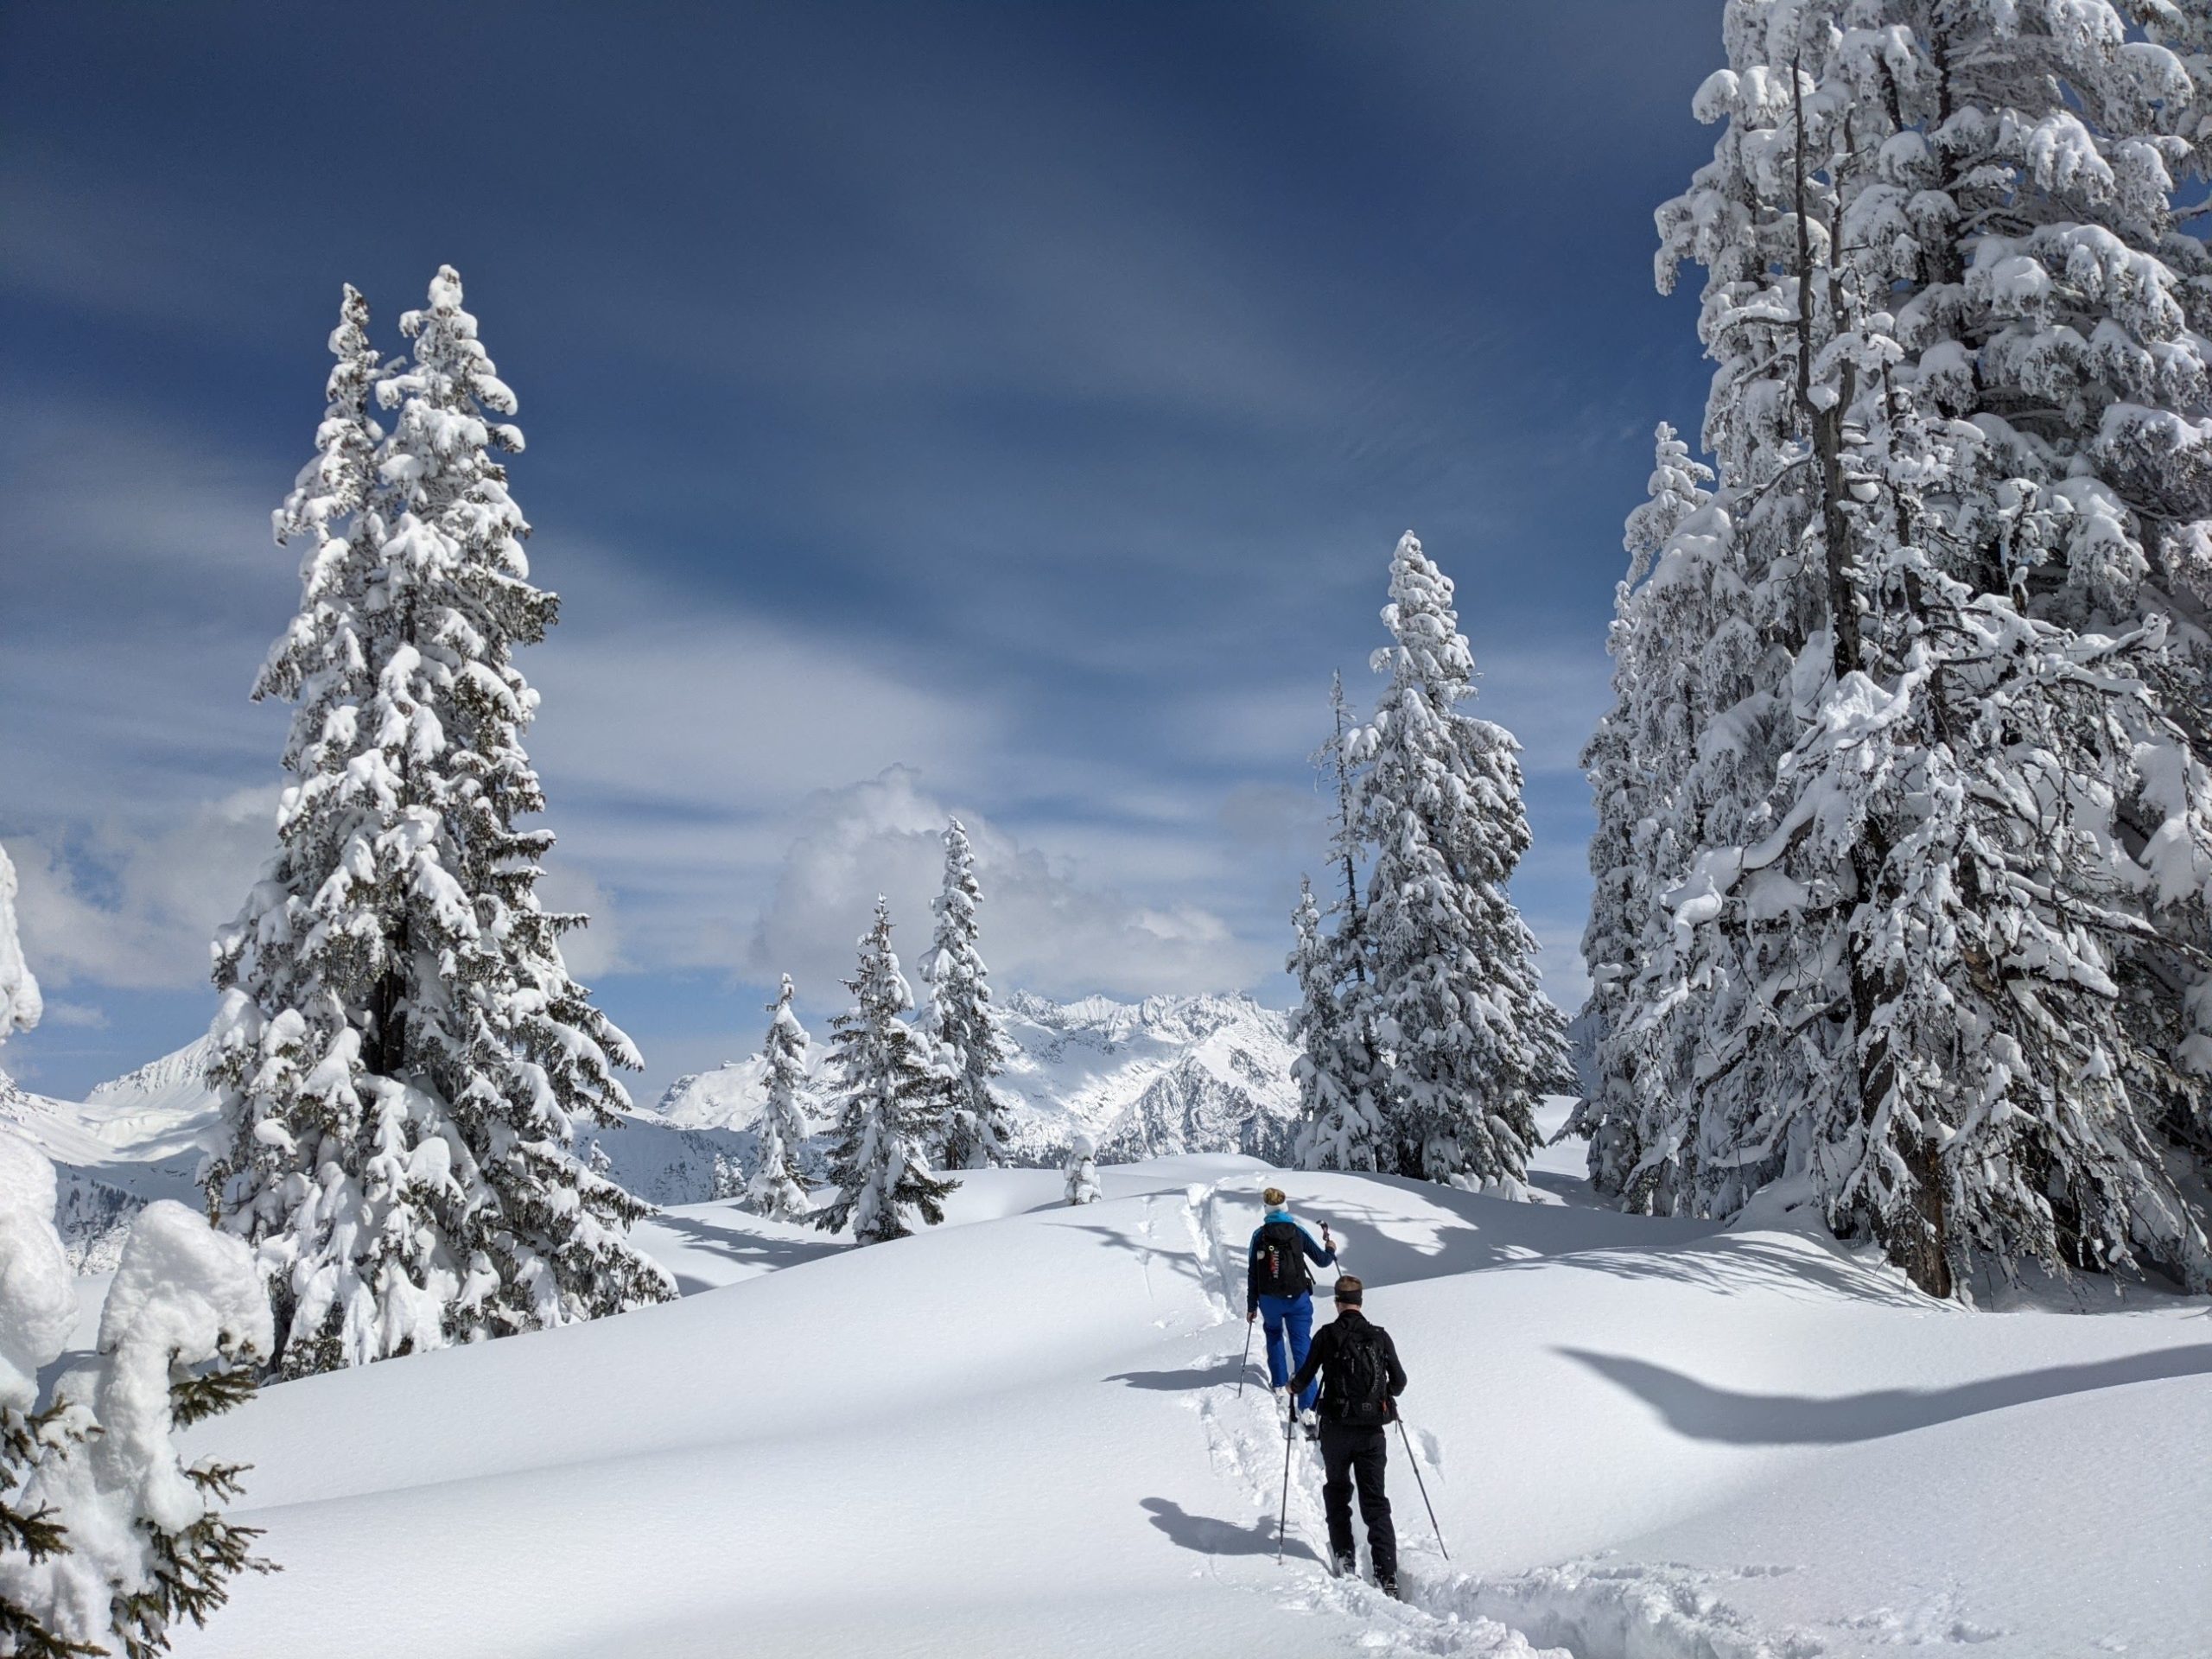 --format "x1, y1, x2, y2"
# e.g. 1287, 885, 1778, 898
90, 1103, 2202, 1659
654, 988, 1299, 1172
